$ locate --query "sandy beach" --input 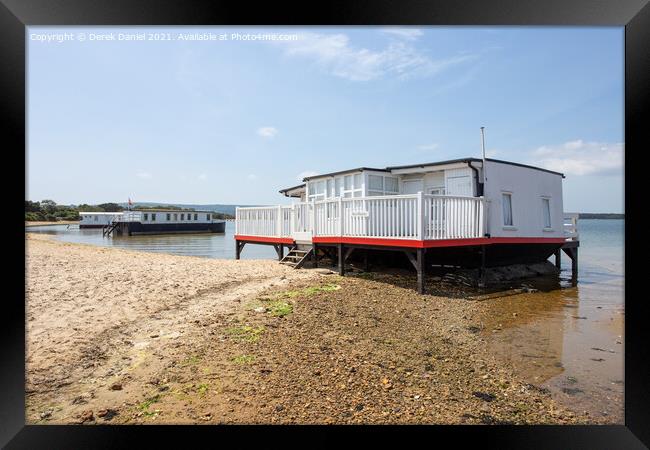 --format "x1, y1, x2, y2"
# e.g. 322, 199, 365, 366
26, 234, 598, 424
